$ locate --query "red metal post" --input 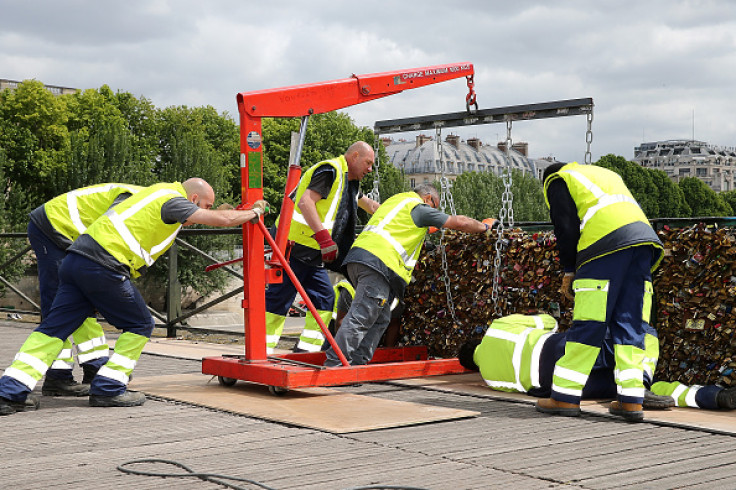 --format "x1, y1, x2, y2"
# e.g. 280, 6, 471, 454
238, 101, 267, 361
